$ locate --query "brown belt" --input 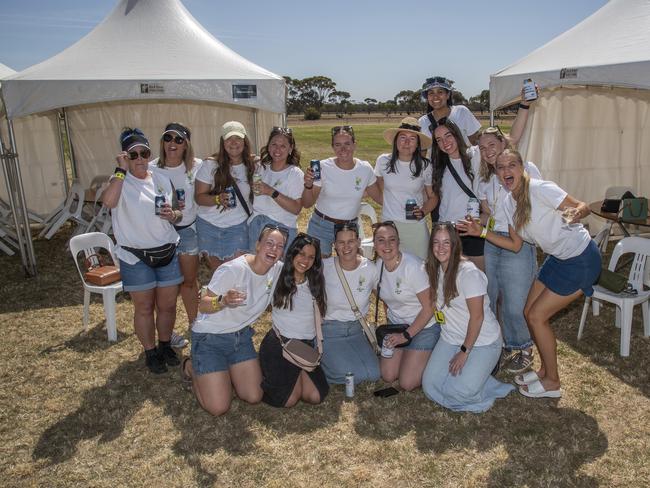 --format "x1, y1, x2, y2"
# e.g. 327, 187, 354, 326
314, 208, 358, 225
